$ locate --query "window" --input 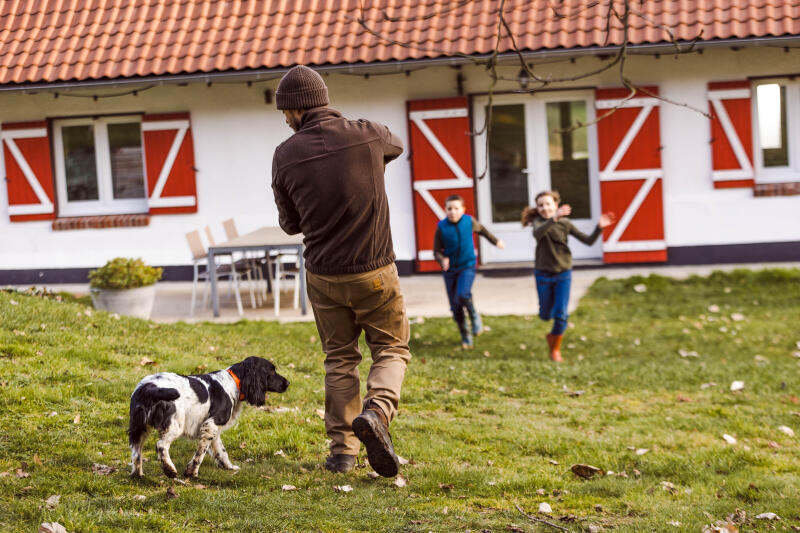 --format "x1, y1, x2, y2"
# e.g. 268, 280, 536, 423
53, 116, 148, 216
754, 80, 800, 182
